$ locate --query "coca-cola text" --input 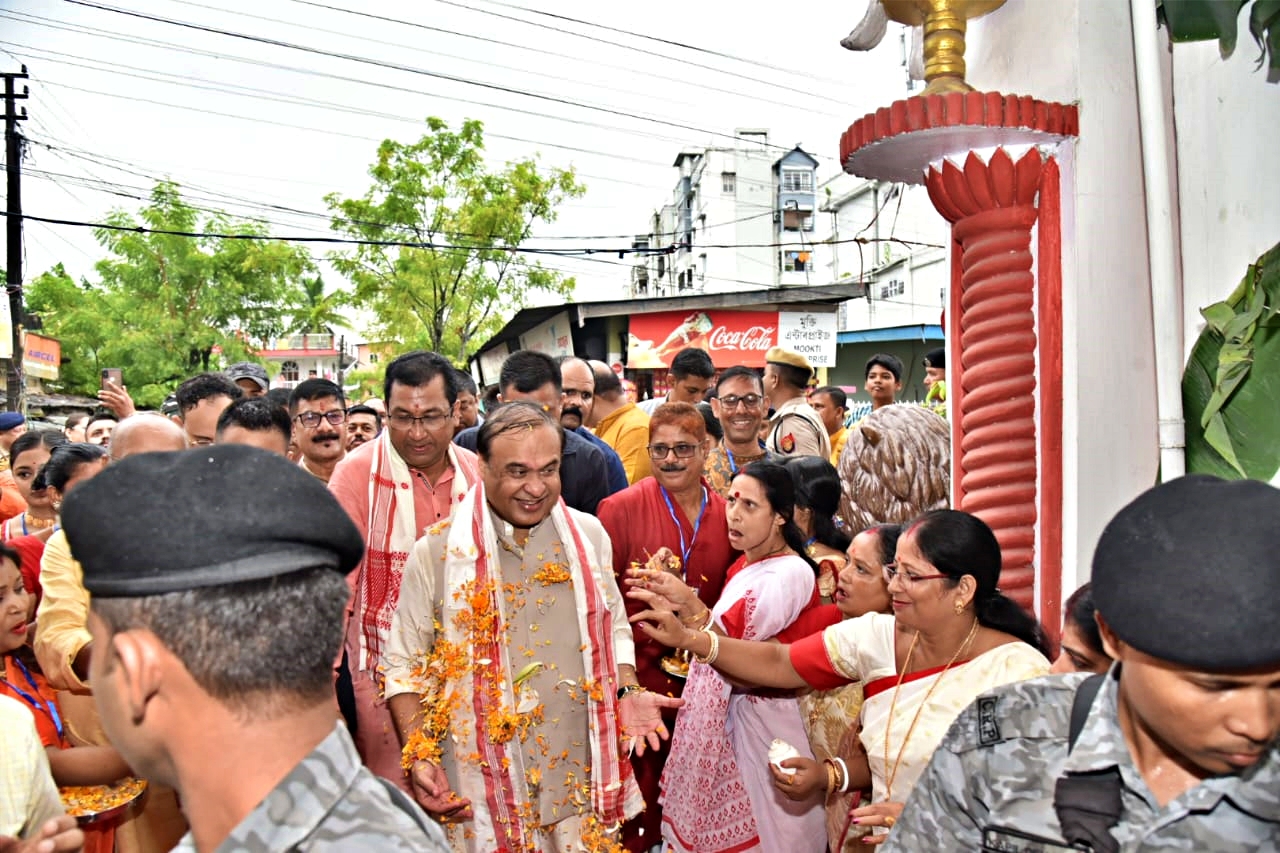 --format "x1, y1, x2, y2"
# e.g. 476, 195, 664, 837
708, 325, 775, 351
